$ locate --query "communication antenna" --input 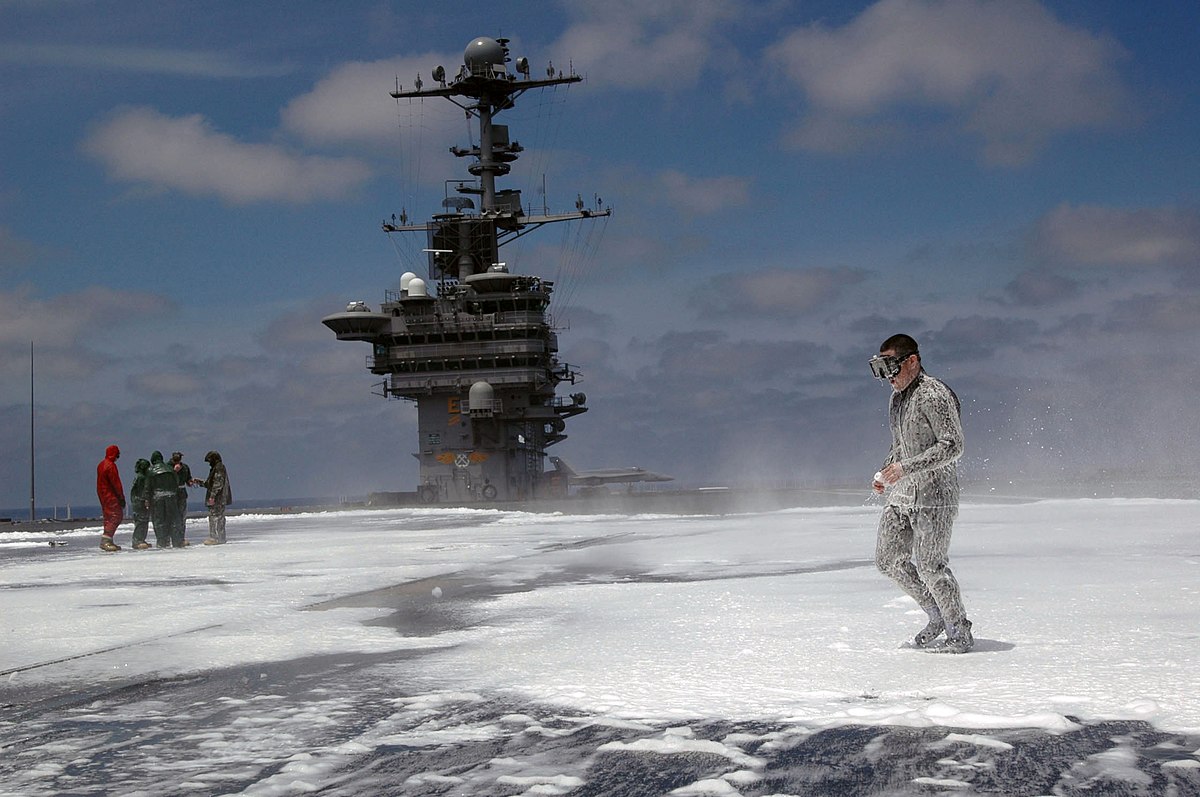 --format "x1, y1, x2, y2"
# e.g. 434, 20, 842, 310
29, 340, 35, 522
